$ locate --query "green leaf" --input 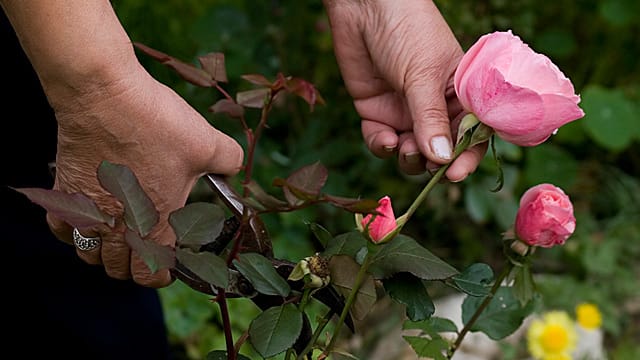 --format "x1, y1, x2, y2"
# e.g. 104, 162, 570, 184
175, 248, 229, 289
464, 182, 492, 223
323, 195, 380, 214
461, 286, 535, 340
323, 231, 368, 259
97, 161, 158, 237
249, 304, 303, 358
329, 255, 376, 321
523, 144, 579, 191
384, 273, 435, 321
369, 235, 459, 280
307, 222, 332, 248
206, 351, 251, 360
169, 202, 226, 248
580, 85, 636, 151
452, 263, 494, 297
511, 265, 536, 305
233, 253, 291, 297
403, 317, 459, 335
12, 187, 115, 228
125, 229, 175, 273
403, 336, 449, 360
599, 0, 639, 26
